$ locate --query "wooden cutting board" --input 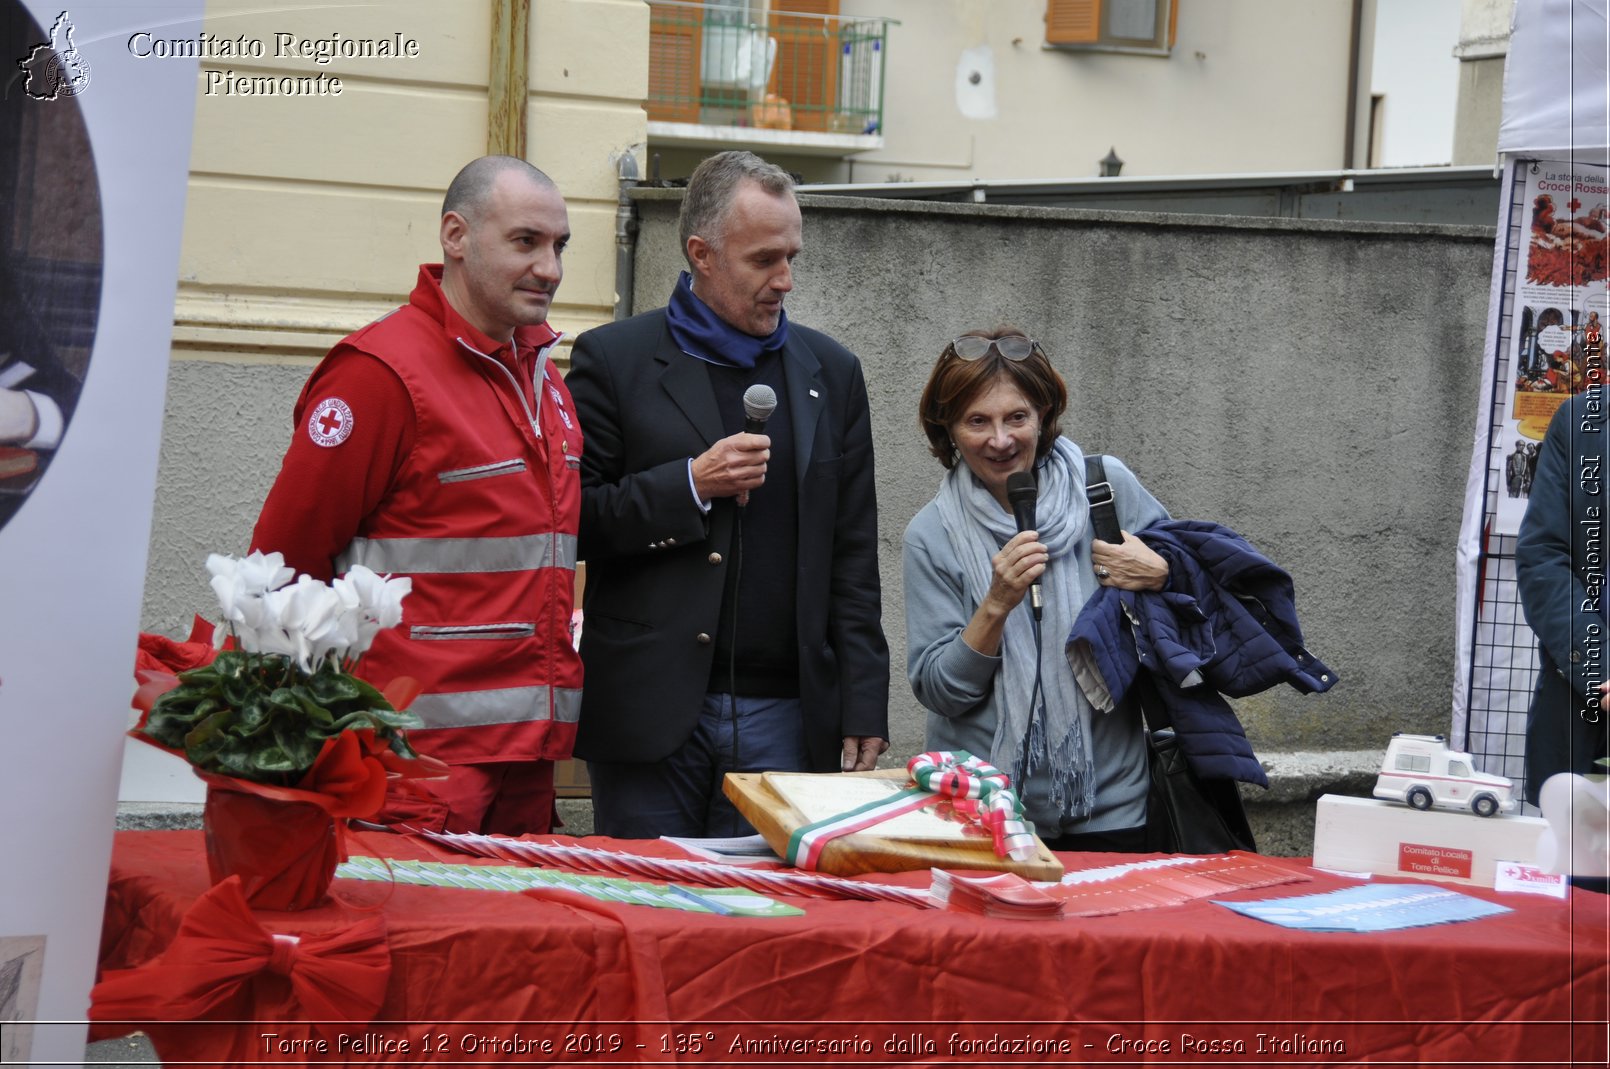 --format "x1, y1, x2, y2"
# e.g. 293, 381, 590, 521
724, 768, 1064, 881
